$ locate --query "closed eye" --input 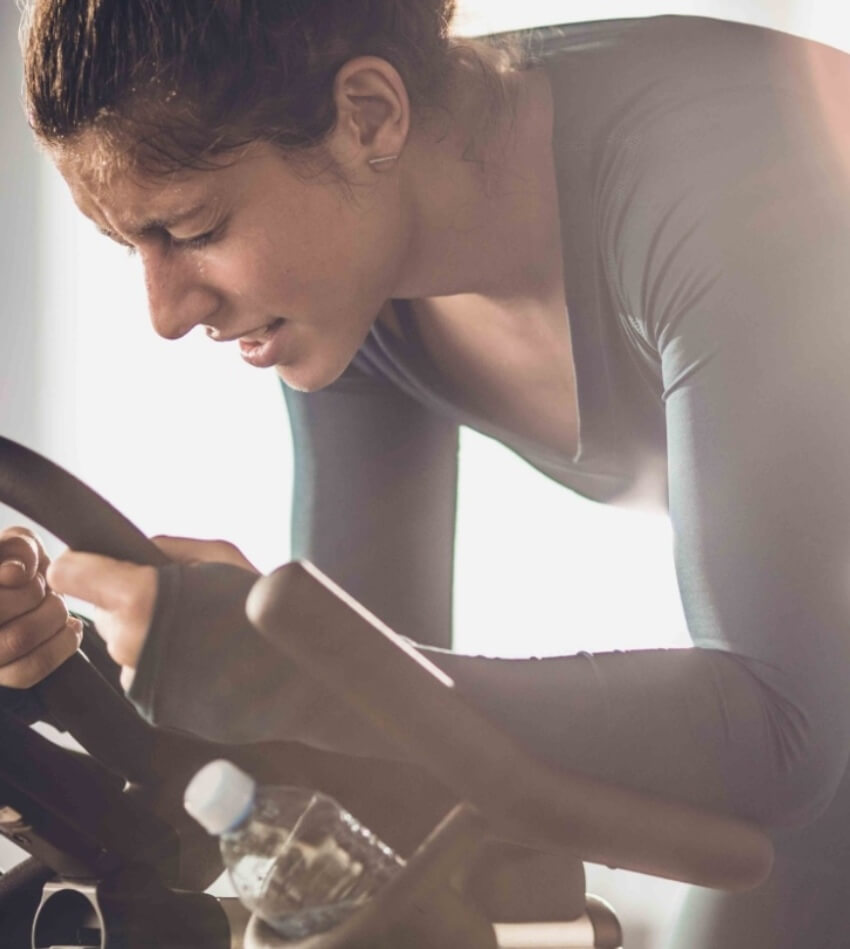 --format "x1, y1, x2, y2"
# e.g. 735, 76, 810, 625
168, 229, 218, 251
96, 220, 225, 255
